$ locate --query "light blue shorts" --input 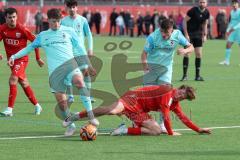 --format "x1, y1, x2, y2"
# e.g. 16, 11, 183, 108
50, 68, 83, 93
228, 29, 240, 44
